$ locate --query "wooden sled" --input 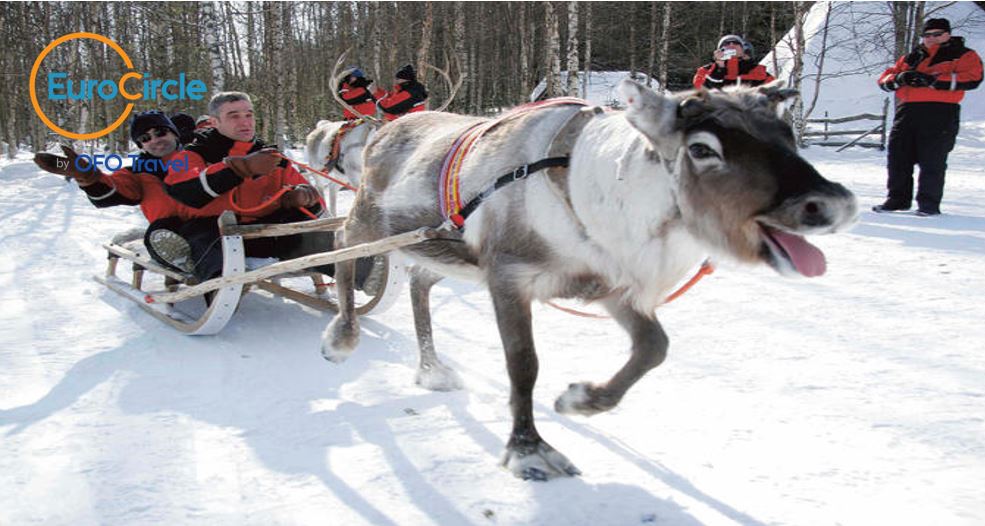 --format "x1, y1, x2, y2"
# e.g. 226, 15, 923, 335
94, 211, 436, 335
